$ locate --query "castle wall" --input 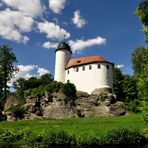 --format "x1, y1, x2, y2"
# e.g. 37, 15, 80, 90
65, 62, 113, 94
54, 50, 71, 83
